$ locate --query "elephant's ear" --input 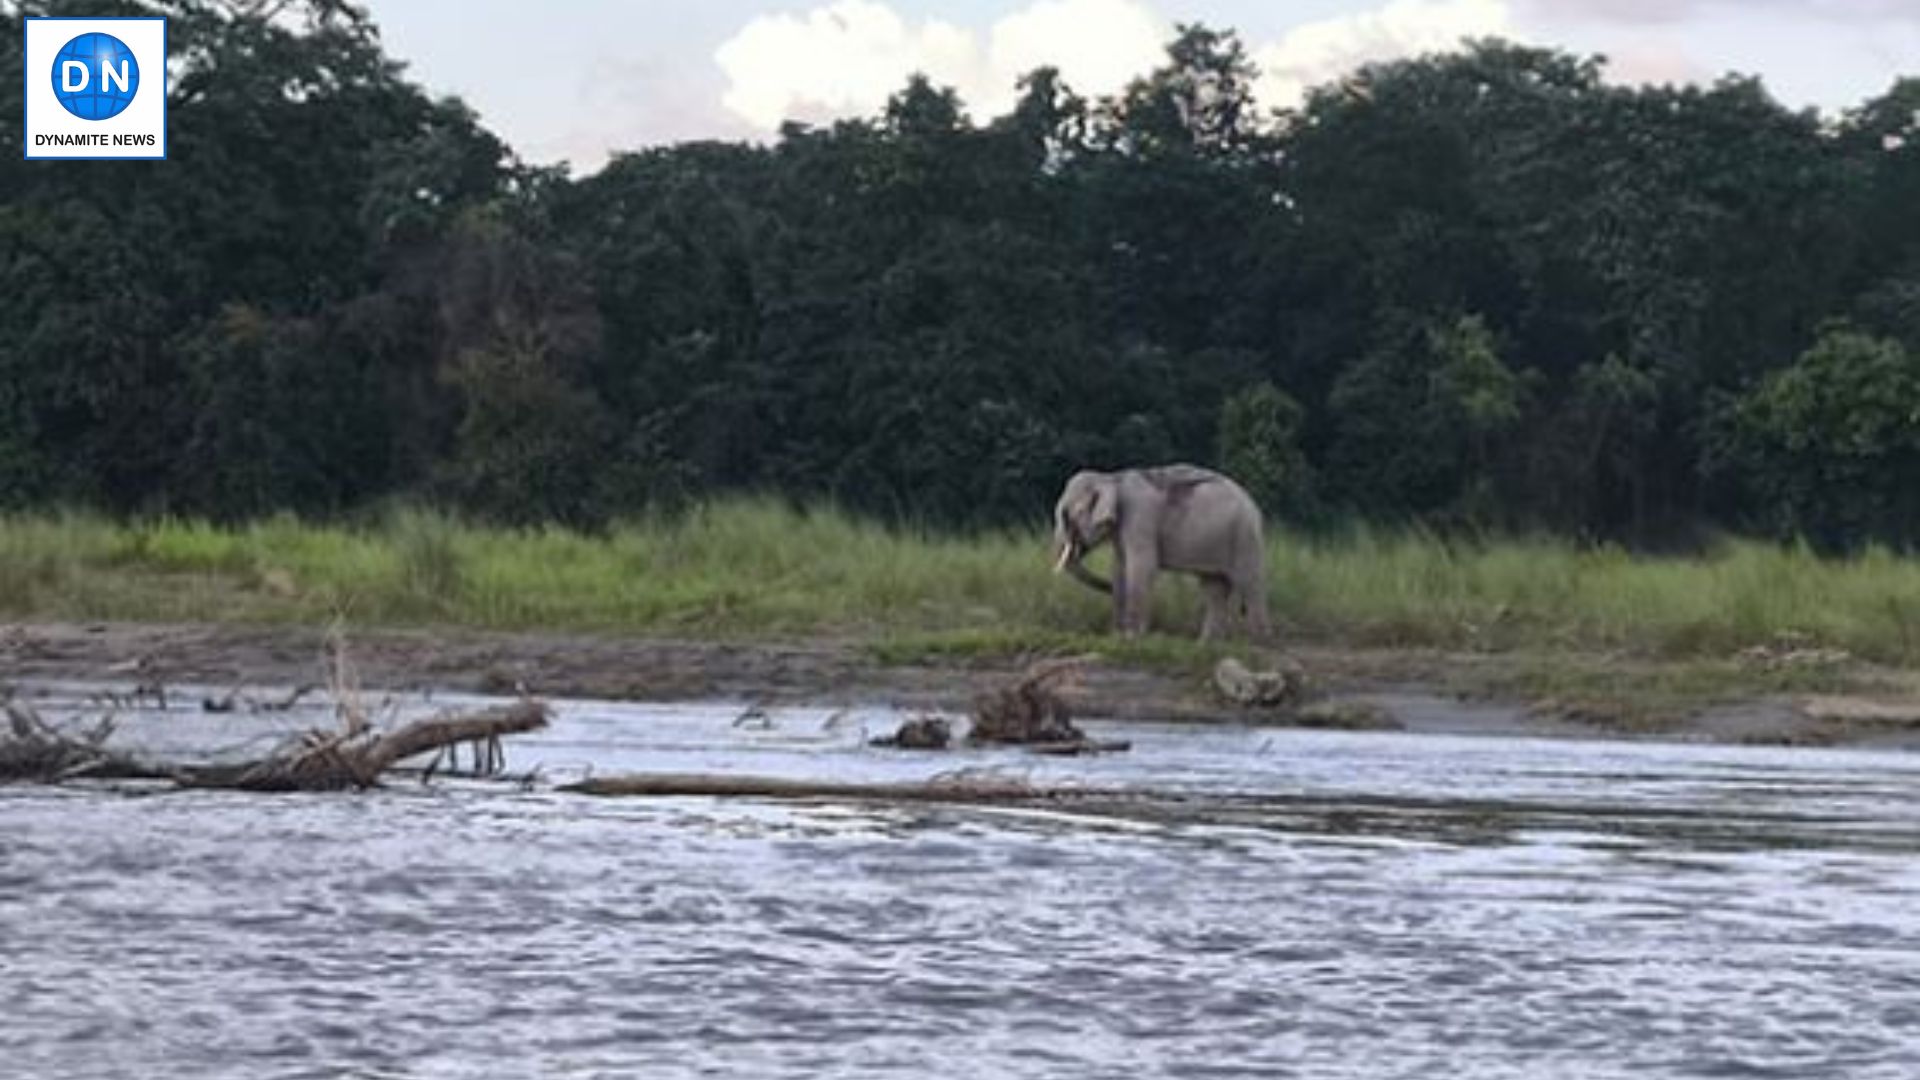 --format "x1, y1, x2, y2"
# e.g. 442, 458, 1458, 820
1089, 479, 1119, 531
